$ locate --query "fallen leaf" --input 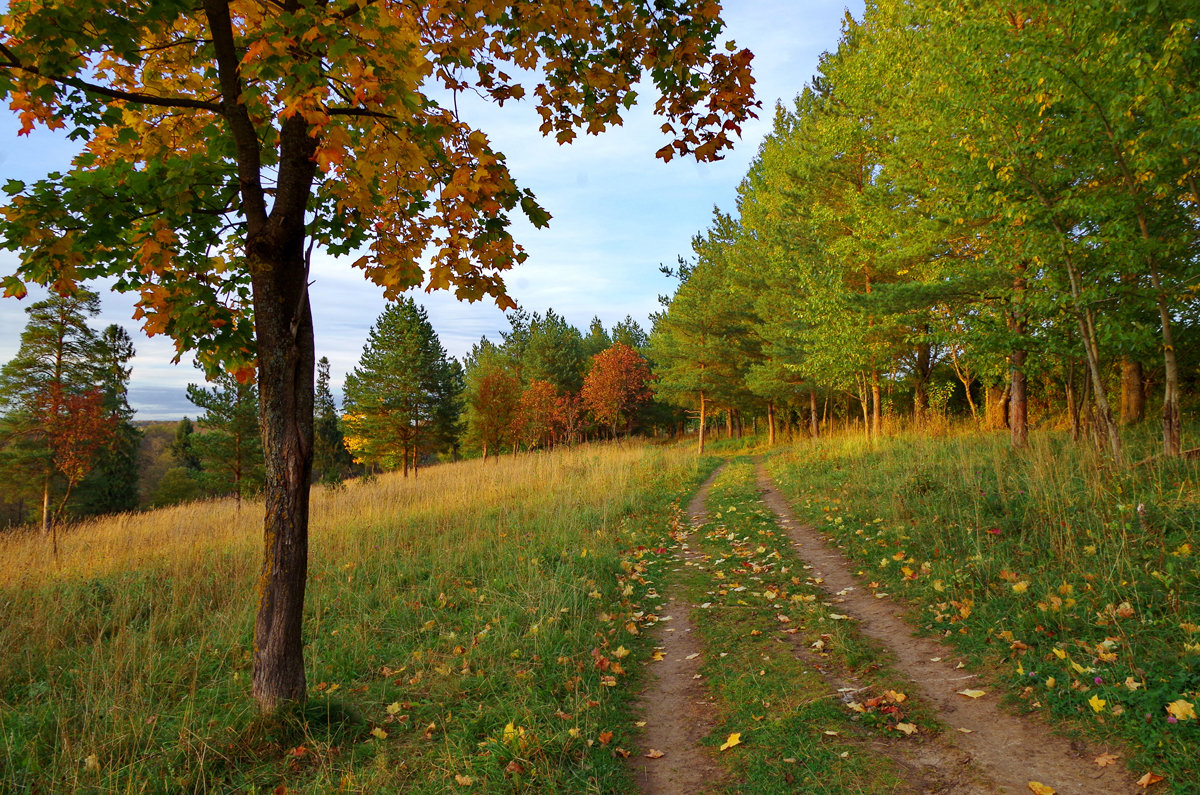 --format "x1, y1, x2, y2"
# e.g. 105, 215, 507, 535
823, 730, 839, 736
1088, 694, 1106, 713
651, 650, 665, 662
894, 722, 918, 735
598, 731, 613, 745
958, 689, 986, 699
371, 727, 388, 740
83, 753, 99, 772
719, 733, 742, 751
1027, 783, 1056, 795
1136, 772, 1164, 788
1094, 753, 1119, 767
645, 749, 665, 759
454, 774, 473, 786
956, 727, 974, 733
387, 702, 402, 715
1166, 699, 1196, 721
